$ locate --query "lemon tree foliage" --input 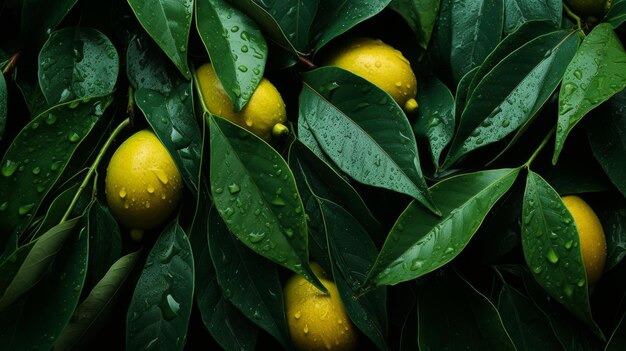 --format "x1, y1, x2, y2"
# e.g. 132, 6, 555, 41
2, 0, 626, 349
